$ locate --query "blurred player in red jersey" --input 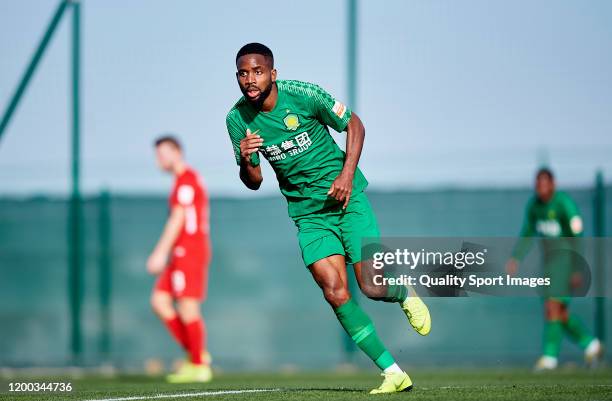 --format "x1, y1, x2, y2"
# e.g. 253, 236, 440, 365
147, 135, 212, 383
